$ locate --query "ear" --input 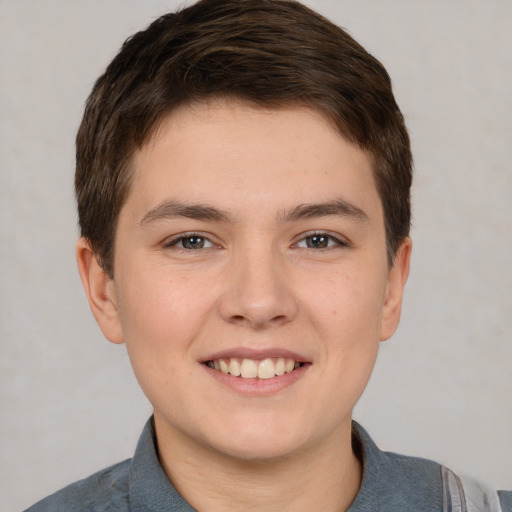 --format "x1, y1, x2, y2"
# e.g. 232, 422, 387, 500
380, 237, 412, 341
76, 238, 124, 344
